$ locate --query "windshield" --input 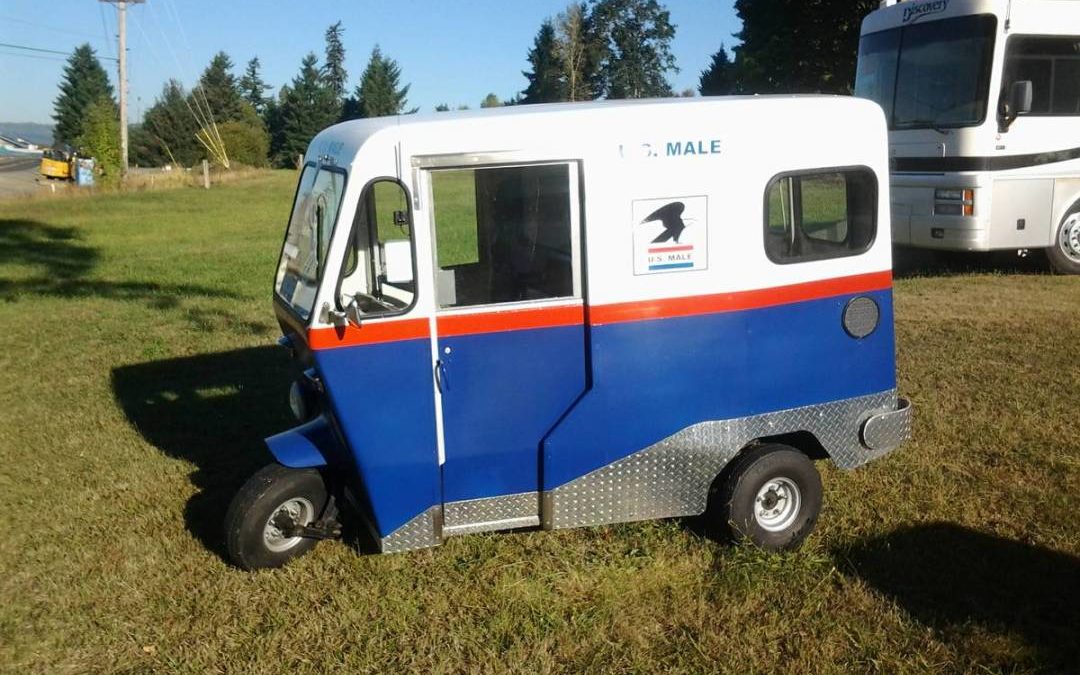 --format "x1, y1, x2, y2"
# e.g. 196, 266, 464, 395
856, 15, 997, 130
274, 165, 347, 320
